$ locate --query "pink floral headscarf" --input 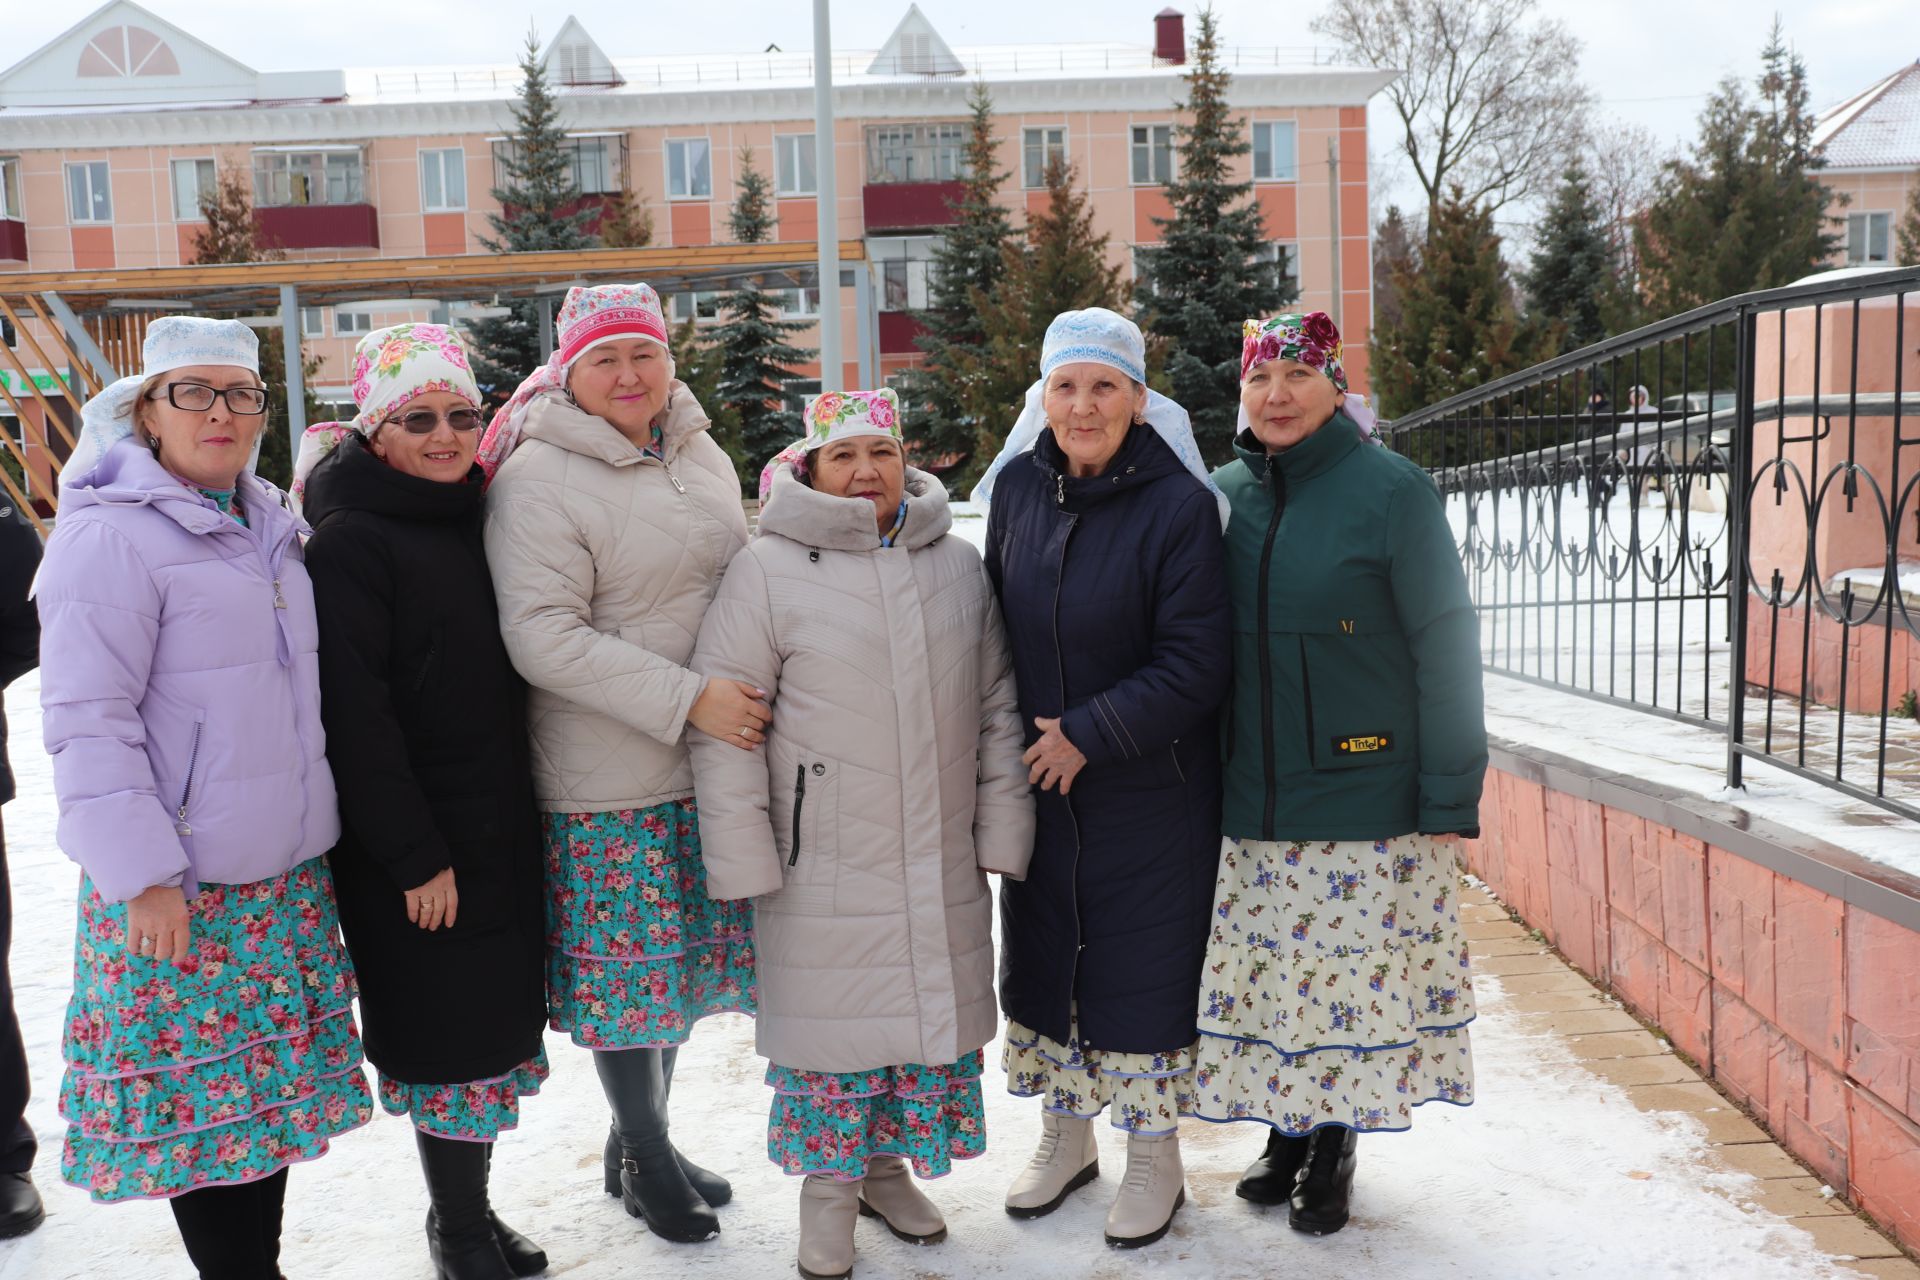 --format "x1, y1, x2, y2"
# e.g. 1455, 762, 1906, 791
474, 283, 672, 481
290, 322, 481, 512
1240, 311, 1379, 439
757, 388, 903, 501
